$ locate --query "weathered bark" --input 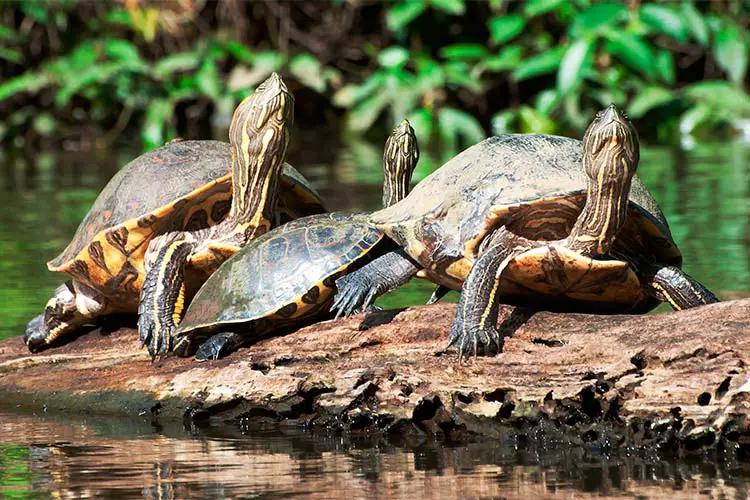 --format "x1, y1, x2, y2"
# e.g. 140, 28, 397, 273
1, 300, 750, 455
